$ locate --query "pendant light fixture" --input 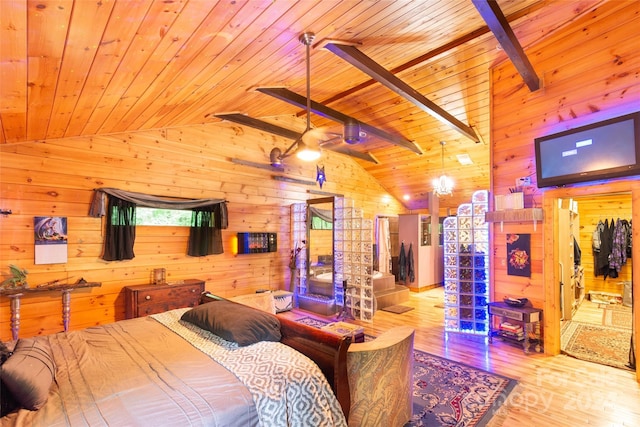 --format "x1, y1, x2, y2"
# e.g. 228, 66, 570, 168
433, 141, 454, 197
